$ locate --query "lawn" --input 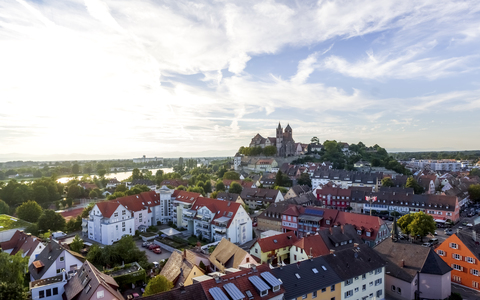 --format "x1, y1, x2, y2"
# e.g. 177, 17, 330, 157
0, 214, 31, 231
